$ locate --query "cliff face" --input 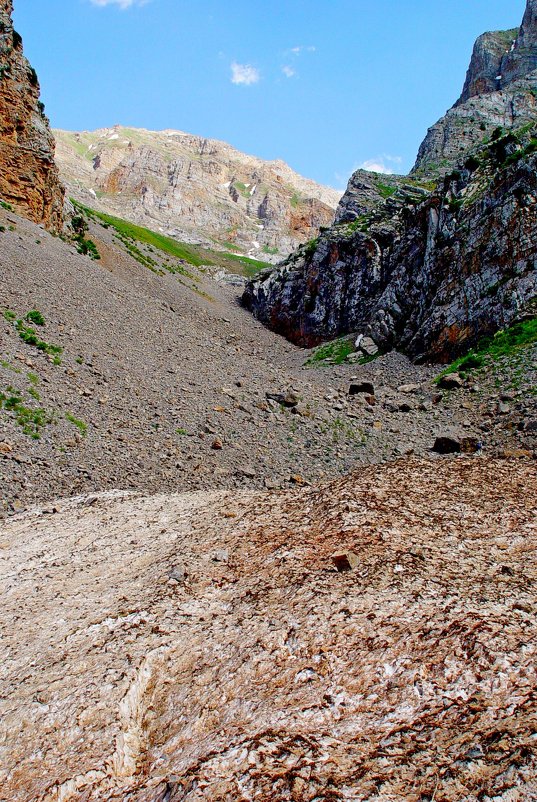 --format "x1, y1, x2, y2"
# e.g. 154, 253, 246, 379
414, 0, 537, 176
54, 126, 340, 263
243, 0, 537, 362
0, 0, 63, 230
244, 144, 537, 359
